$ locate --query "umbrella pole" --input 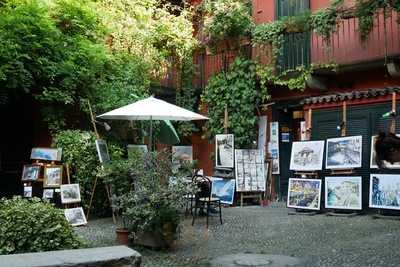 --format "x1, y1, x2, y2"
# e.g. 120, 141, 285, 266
149, 117, 153, 151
